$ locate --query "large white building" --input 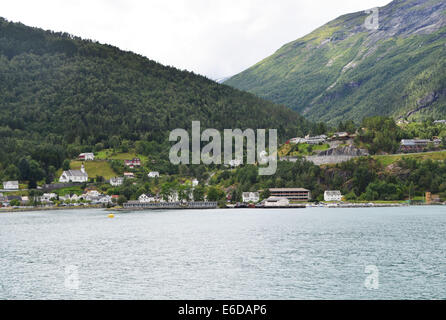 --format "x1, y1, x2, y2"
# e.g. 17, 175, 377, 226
138, 194, 156, 203
229, 159, 242, 167
3, 181, 19, 190
324, 190, 342, 202
59, 165, 88, 183
41, 193, 58, 203
242, 192, 260, 203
